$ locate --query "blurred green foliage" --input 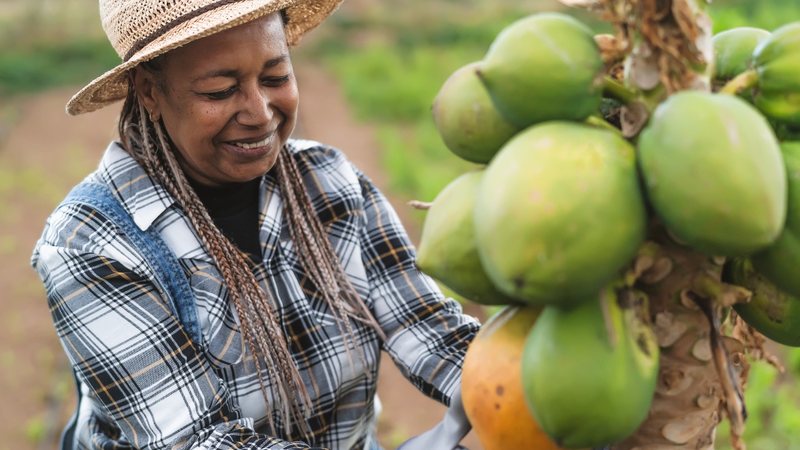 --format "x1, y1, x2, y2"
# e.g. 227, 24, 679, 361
325, 45, 477, 122
0, 40, 118, 95
716, 347, 800, 450
23, 416, 46, 444
0, 0, 116, 96
711, 0, 800, 32
377, 121, 476, 202
321, 43, 482, 201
